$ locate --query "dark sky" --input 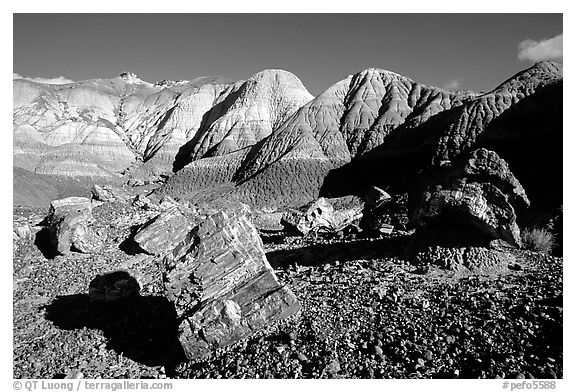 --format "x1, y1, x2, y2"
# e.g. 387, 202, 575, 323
13, 14, 562, 95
